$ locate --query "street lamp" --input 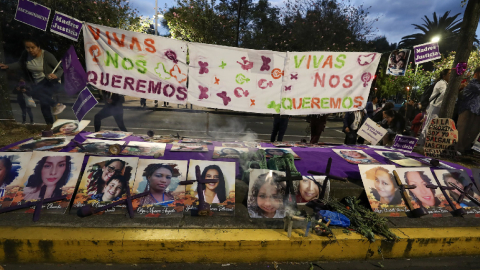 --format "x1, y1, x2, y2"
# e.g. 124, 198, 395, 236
431, 36, 440, 43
